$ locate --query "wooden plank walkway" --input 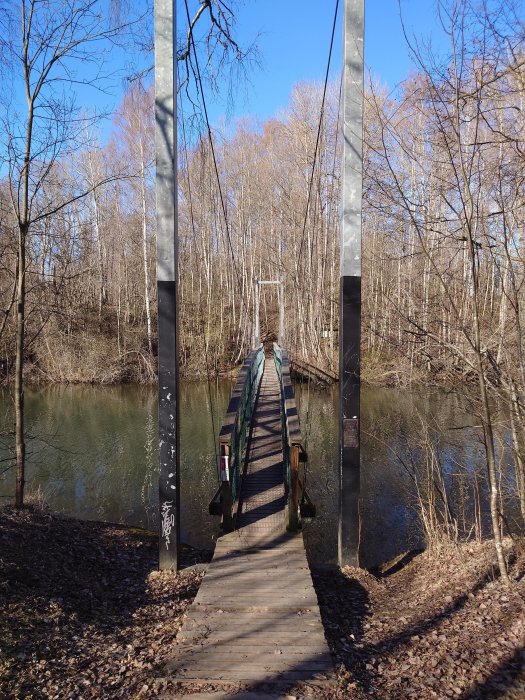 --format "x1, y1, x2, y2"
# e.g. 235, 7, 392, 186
162, 359, 333, 693
235, 357, 287, 541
